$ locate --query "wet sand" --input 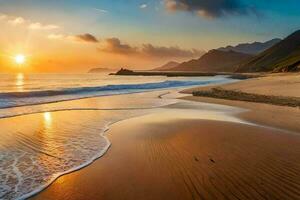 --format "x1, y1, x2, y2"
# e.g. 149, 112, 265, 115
184, 72, 300, 98
182, 72, 300, 133
183, 95, 300, 133
31, 111, 300, 200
